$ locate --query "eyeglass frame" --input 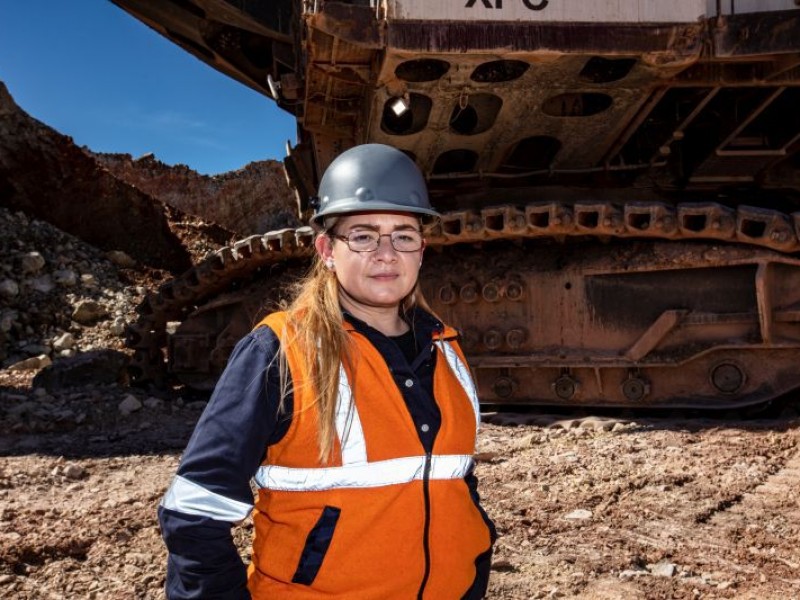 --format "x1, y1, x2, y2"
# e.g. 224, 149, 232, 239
328, 229, 425, 253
